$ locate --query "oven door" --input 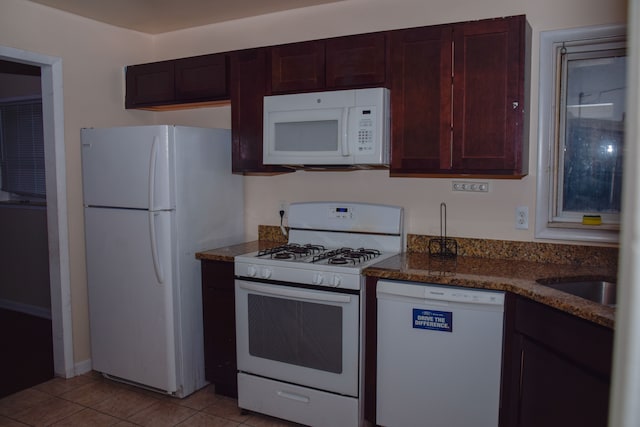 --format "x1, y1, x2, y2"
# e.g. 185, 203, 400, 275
235, 279, 360, 397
